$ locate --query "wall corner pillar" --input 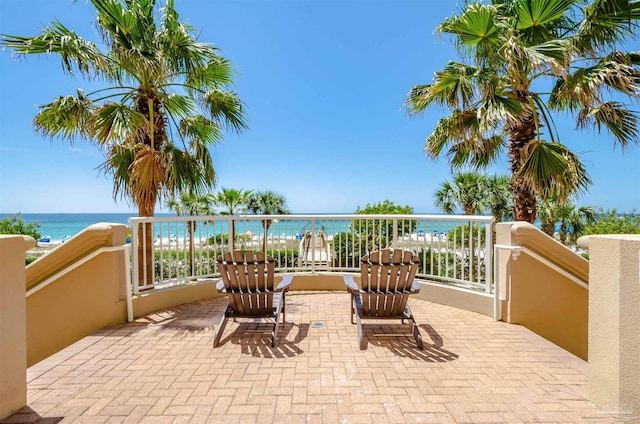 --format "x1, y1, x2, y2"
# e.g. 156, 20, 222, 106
587, 235, 640, 417
0, 235, 35, 420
